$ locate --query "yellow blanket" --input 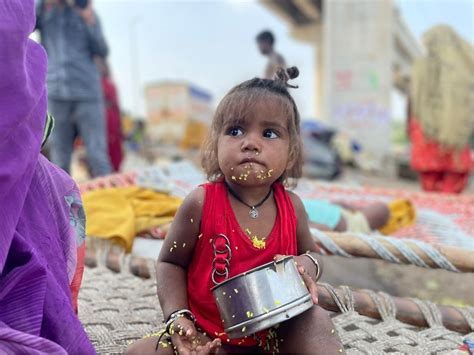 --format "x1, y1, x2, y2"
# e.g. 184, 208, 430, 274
82, 186, 182, 251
